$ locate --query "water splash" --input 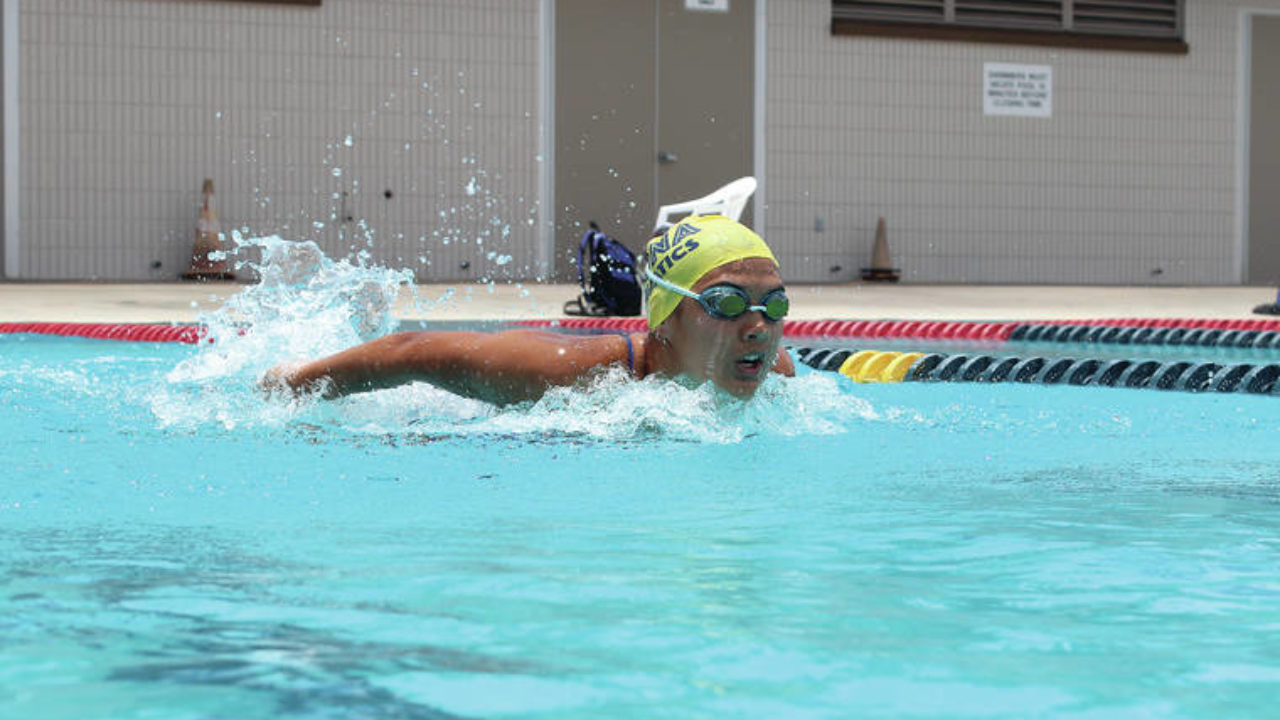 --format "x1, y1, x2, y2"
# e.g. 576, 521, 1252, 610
446, 370, 877, 443
232, 367, 878, 444
153, 235, 423, 429
146, 237, 881, 440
